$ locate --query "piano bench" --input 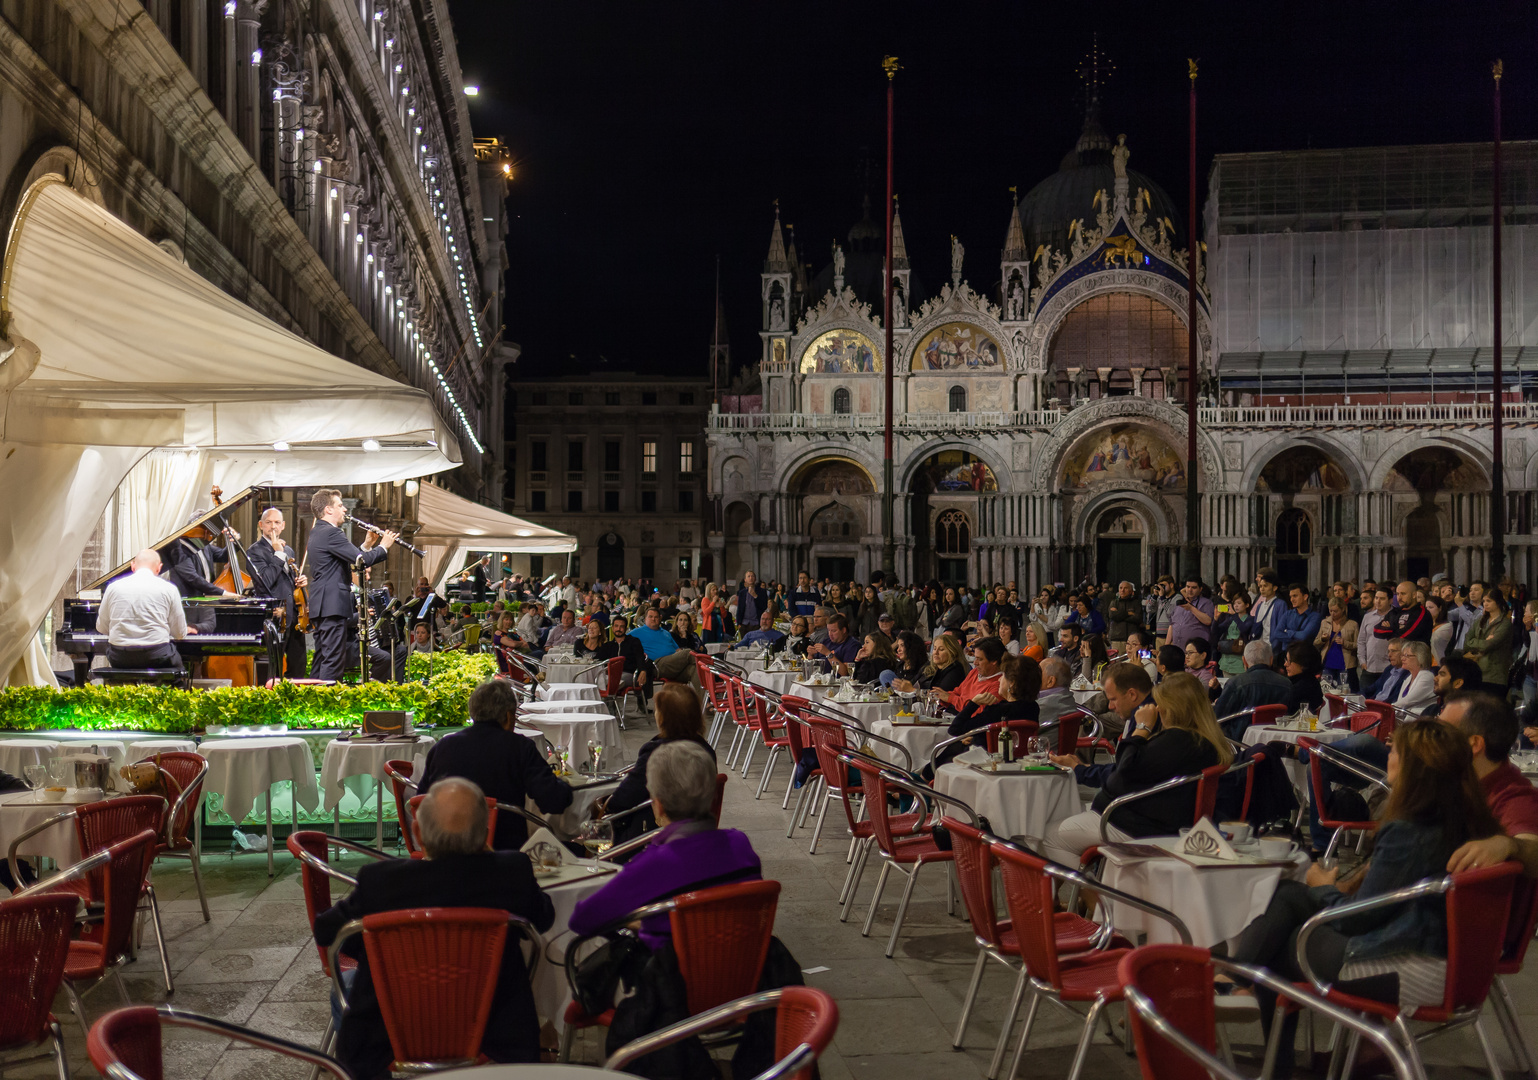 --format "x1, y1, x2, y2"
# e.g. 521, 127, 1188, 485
94, 668, 191, 689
